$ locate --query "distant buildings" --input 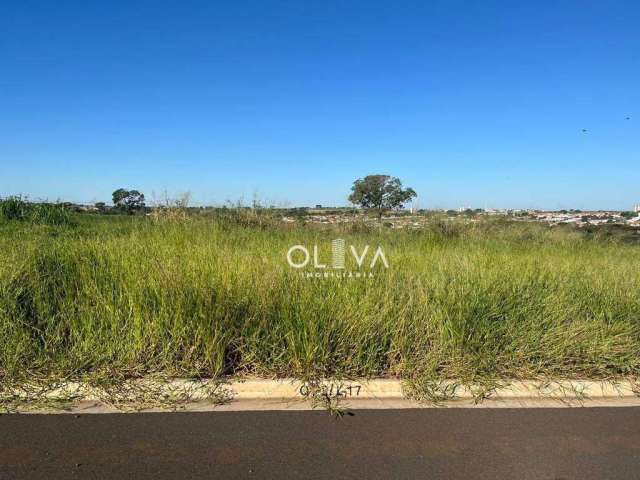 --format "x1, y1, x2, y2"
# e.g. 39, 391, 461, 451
279, 208, 640, 230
